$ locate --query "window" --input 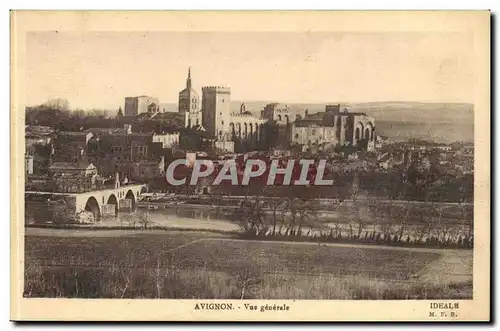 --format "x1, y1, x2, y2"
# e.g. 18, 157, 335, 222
295, 133, 299, 139
221, 121, 224, 125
